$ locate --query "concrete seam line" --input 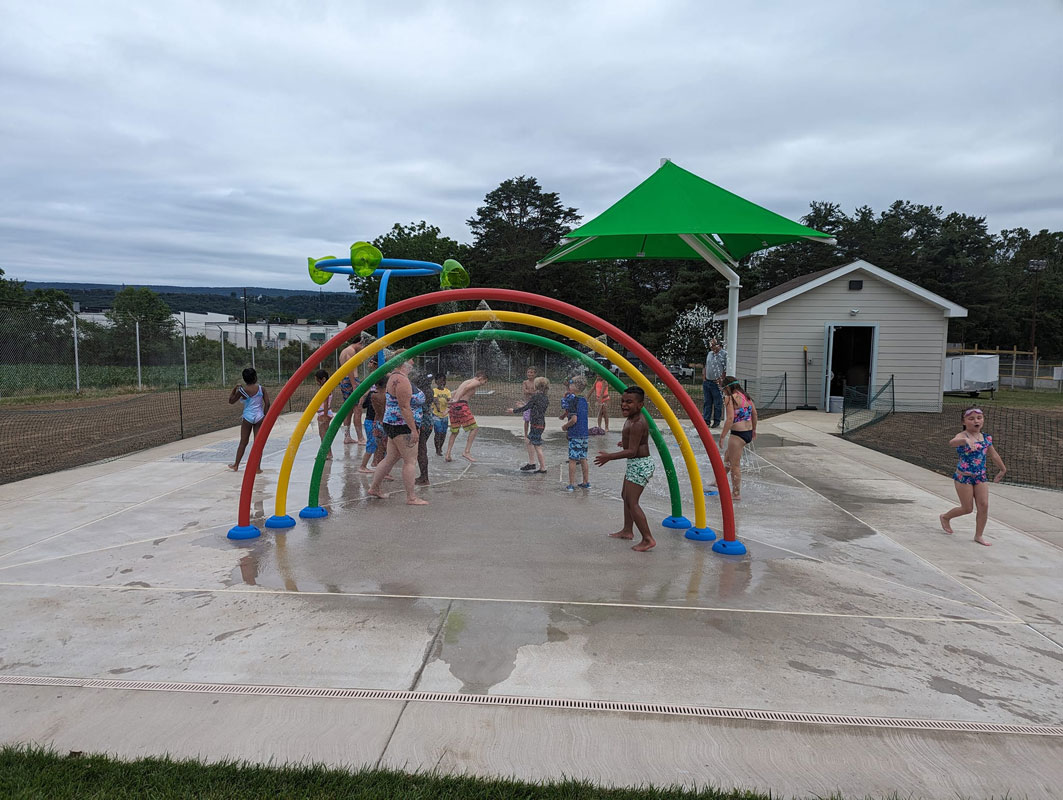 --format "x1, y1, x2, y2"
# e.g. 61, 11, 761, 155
0, 581, 1031, 624
0, 674, 1058, 738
